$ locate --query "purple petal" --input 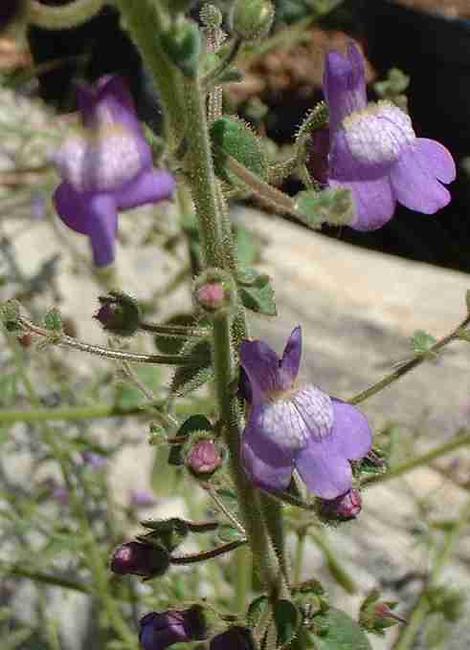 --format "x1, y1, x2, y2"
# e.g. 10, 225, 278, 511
330, 176, 396, 231
330, 399, 372, 460
56, 183, 117, 266
244, 399, 312, 454
242, 415, 294, 491
280, 326, 302, 385
54, 182, 90, 235
86, 194, 118, 267
413, 138, 456, 183
295, 438, 353, 499
389, 141, 452, 214
323, 42, 367, 132
239, 339, 283, 398
116, 169, 175, 211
